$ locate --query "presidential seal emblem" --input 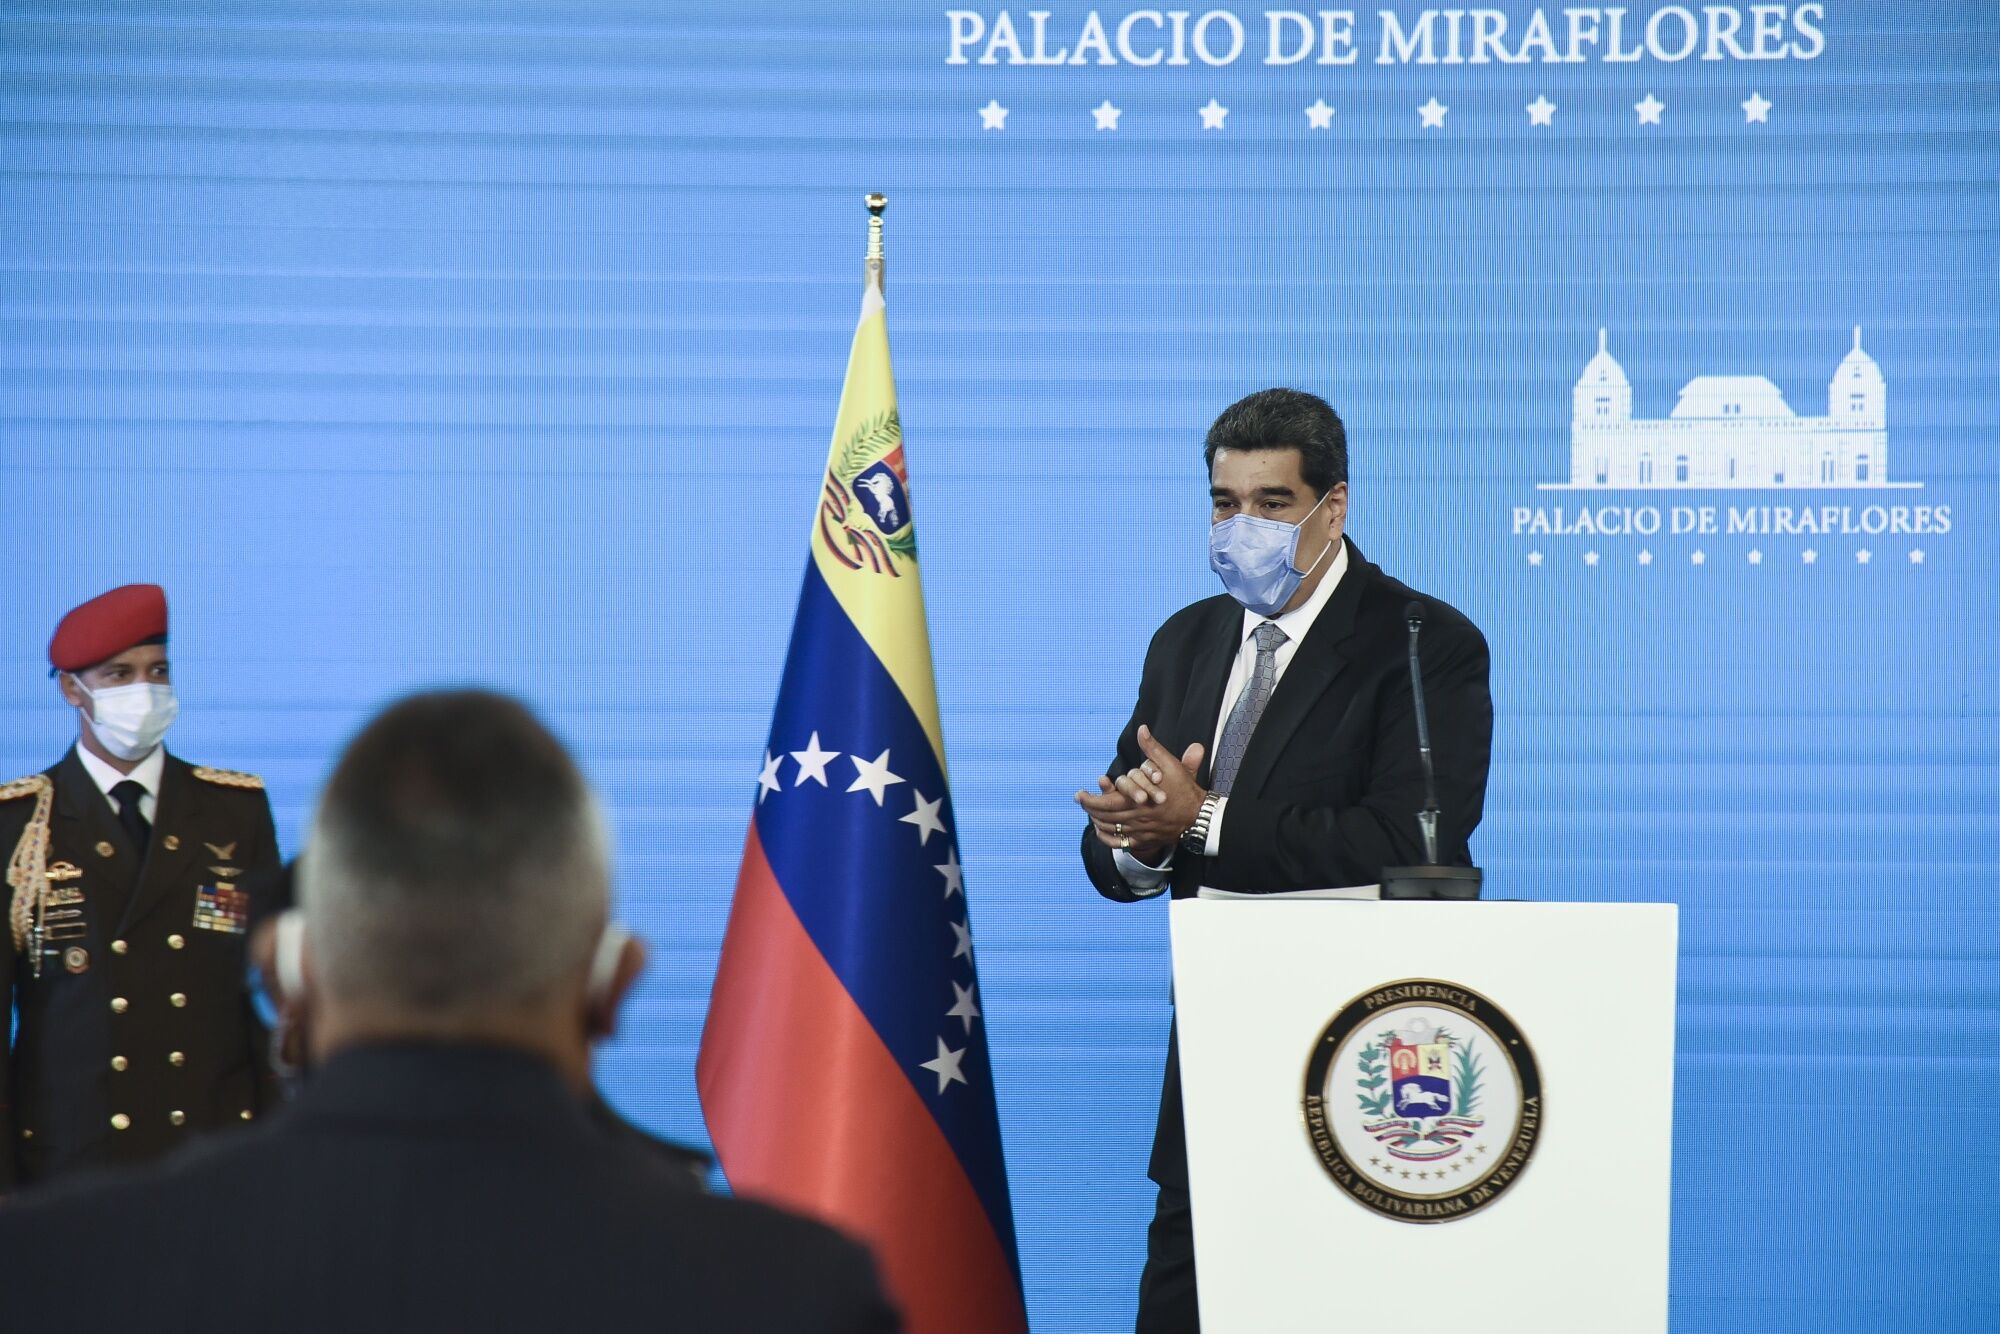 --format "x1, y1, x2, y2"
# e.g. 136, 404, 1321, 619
1302, 979, 1541, 1223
